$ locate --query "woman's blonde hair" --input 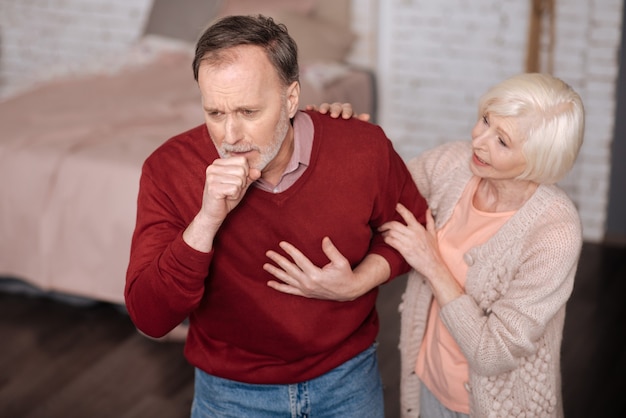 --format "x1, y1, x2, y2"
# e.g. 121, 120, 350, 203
478, 73, 585, 184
